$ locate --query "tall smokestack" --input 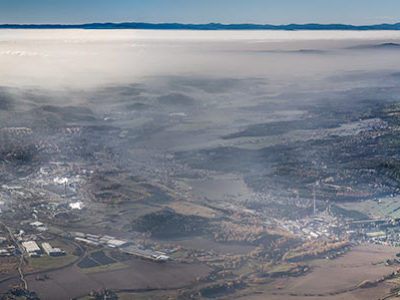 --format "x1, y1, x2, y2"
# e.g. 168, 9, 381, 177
313, 181, 319, 215
313, 184, 316, 214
